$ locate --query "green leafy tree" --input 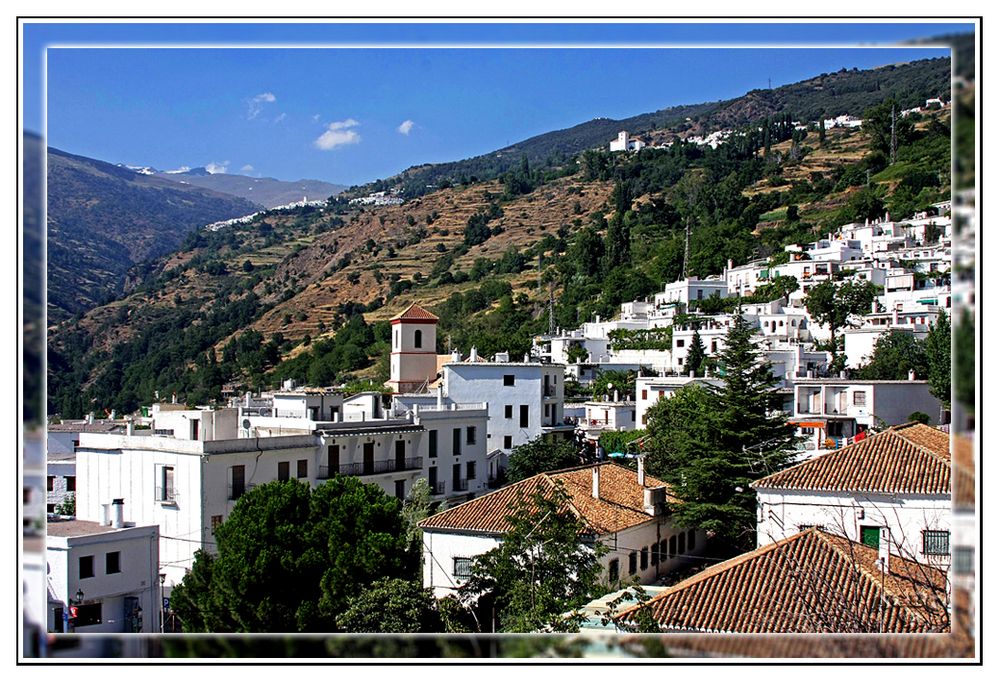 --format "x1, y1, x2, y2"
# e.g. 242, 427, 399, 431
856, 331, 928, 381
335, 578, 442, 633
804, 279, 877, 353
54, 493, 76, 516
591, 368, 638, 401
506, 437, 580, 483
862, 98, 915, 158
924, 312, 951, 407
645, 310, 797, 551
683, 329, 707, 376
169, 477, 418, 632
401, 478, 433, 546
458, 482, 606, 632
